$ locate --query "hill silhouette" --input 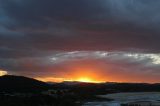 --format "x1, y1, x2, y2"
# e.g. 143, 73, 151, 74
0, 75, 51, 93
